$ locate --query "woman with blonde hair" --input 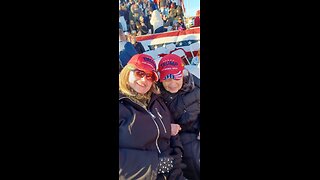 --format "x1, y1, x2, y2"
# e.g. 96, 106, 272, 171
119, 54, 186, 180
